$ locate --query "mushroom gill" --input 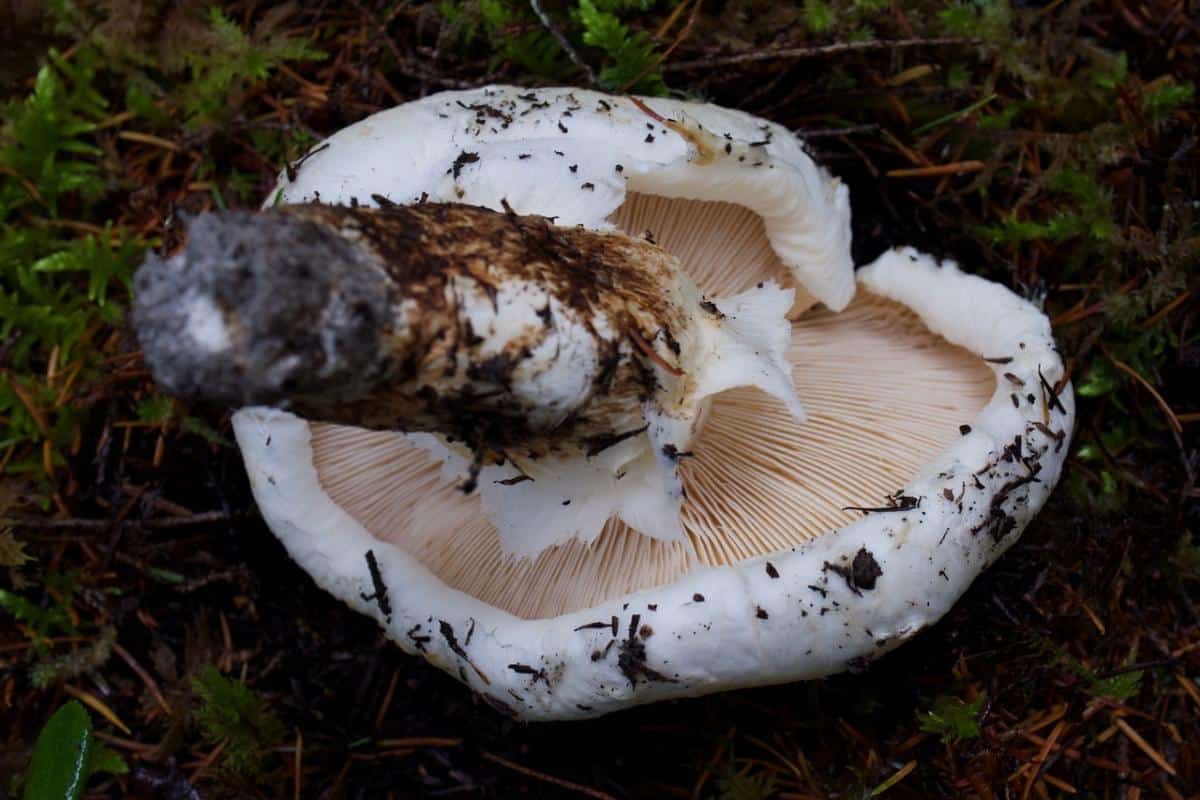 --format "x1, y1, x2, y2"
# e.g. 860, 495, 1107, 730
309, 195, 996, 619
610, 193, 818, 315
